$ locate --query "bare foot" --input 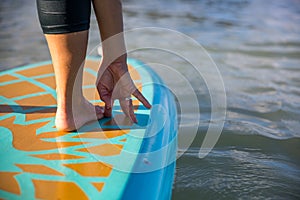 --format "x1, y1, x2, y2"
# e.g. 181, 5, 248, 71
55, 99, 104, 131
